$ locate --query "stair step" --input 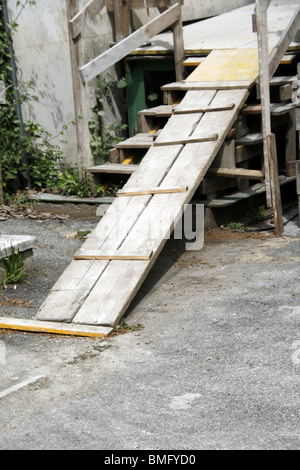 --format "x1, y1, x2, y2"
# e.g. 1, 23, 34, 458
243, 102, 295, 116
86, 163, 139, 175
116, 133, 154, 149
138, 105, 174, 118
235, 133, 263, 145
